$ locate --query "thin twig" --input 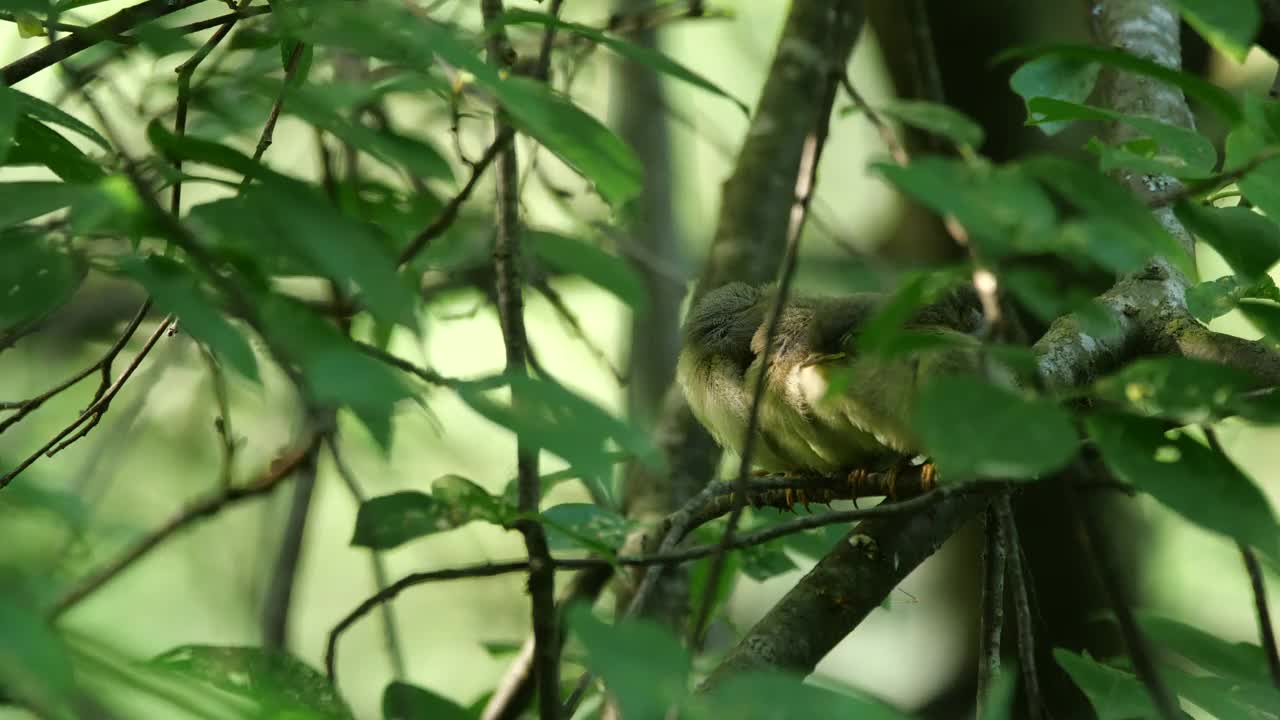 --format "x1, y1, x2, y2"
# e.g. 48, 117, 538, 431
326, 483, 965, 684
327, 437, 408, 680
198, 346, 238, 489
48, 435, 322, 617
396, 130, 512, 267
533, 280, 626, 385
1, 312, 172, 489
171, 0, 253, 217
1, 300, 151, 434
480, 0, 560, 717
976, 504, 1006, 716
840, 74, 909, 165
997, 494, 1045, 720
1203, 428, 1280, 689
244, 41, 307, 172
688, 104, 832, 650
1066, 468, 1180, 720
2, 0, 208, 85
